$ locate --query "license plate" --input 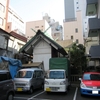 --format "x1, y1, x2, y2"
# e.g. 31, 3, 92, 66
50, 87, 59, 91
46, 88, 51, 91
17, 88, 22, 91
92, 90, 98, 94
